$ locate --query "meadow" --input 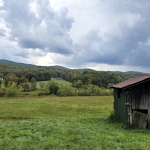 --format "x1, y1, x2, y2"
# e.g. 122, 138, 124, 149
37, 78, 72, 89
0, 96, 150, 149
